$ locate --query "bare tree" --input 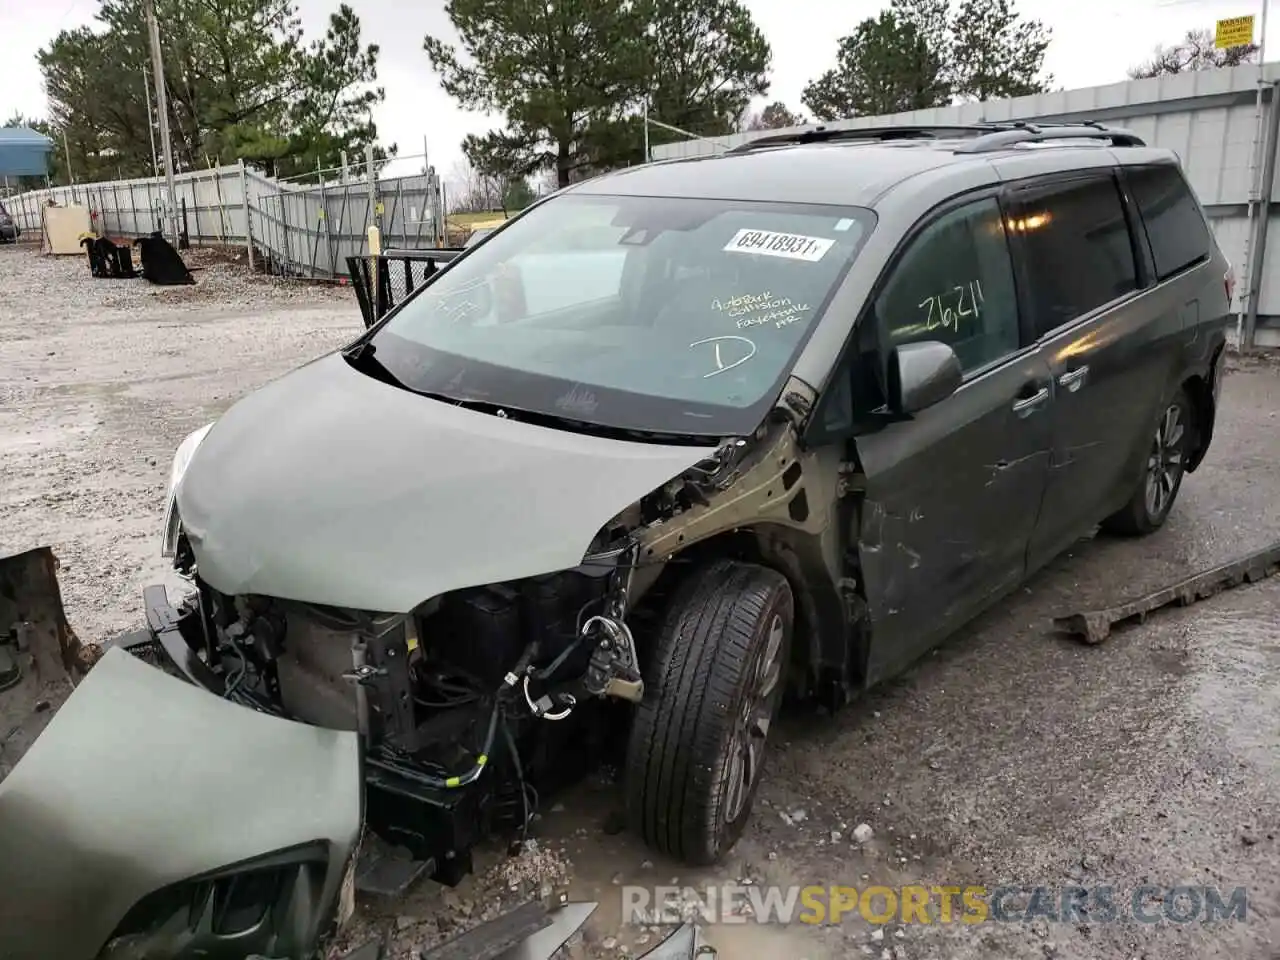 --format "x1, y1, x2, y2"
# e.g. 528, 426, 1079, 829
1129, 28, 1259, 78
446, 157, 506, 212
741, 101, 805, 131
533, 168, 561, 197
